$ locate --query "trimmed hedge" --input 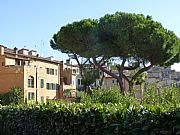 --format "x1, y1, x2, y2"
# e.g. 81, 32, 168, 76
1, 102, 180, 135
